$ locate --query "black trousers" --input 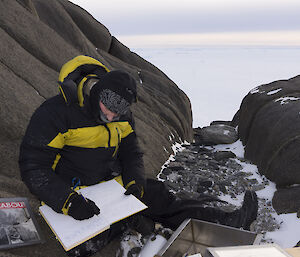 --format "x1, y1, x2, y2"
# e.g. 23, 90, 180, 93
67, 179, 229, 256
142, 179, 229, 230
